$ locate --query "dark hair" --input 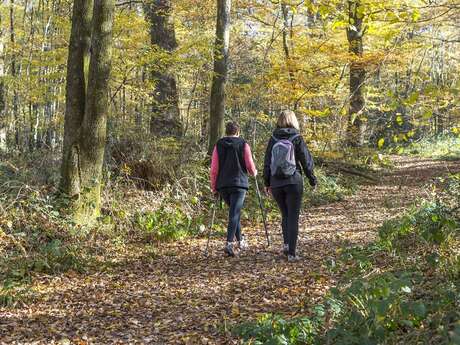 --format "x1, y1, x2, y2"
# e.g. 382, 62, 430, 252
225, 121, 240, 136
